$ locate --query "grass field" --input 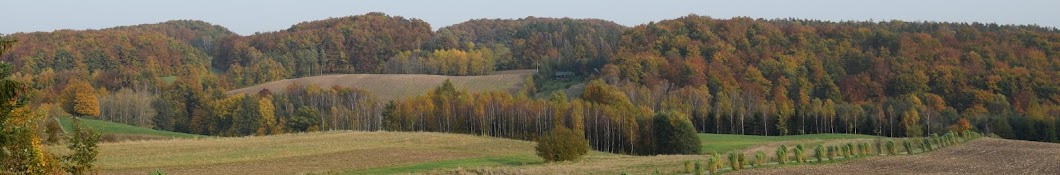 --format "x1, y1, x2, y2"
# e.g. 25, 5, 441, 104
75, 129, 890, 175
226, 70, 536, 101
699, 133, 881, 154
72, 131, 539, 175
55, 117, 203, 139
